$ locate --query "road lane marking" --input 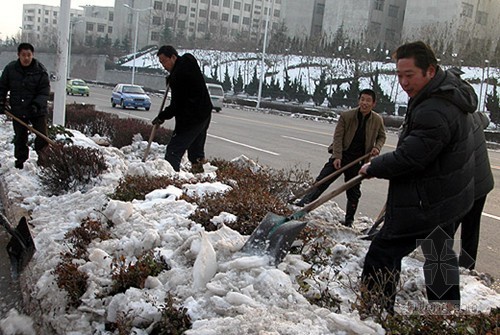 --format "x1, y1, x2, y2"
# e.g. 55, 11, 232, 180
282, 135, 328, 147
208, 134, 280, 156
483, 212, 500, 221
